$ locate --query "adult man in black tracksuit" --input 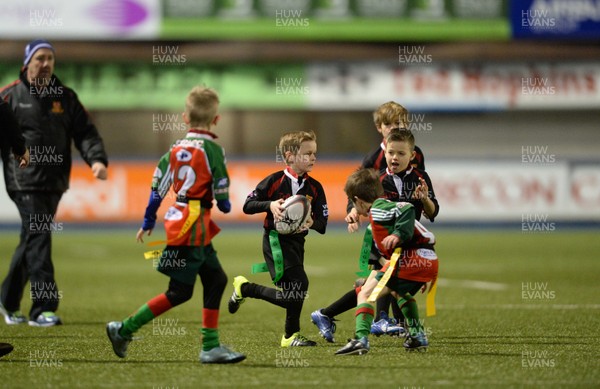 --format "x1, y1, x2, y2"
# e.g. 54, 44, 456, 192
0, 99, 29, 168
0, 39, 108, 327
0, 95, 29, 358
